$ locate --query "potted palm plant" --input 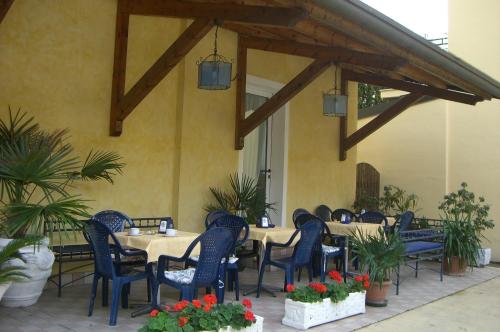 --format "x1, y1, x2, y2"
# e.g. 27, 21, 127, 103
0, 110, 124, 307
350, 228, 404, 306
438, 182, 494, 275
